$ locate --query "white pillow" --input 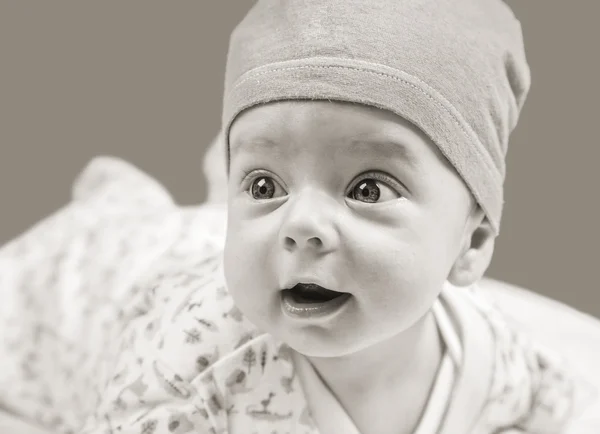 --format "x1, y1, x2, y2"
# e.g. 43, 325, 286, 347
0, 156, 182, 433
